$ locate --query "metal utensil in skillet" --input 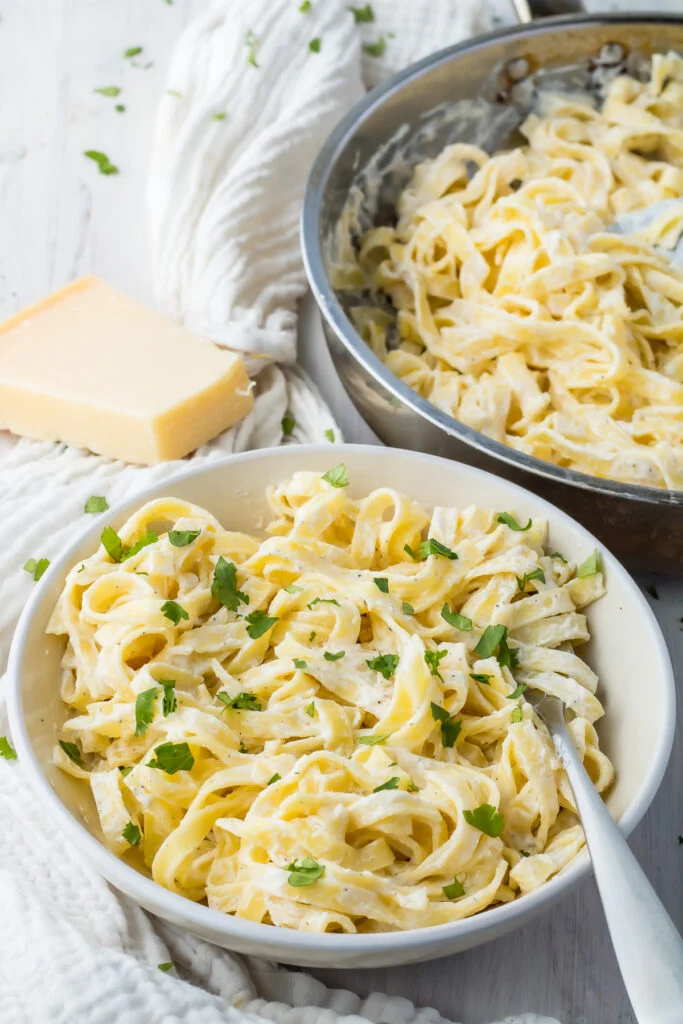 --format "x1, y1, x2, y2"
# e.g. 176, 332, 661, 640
302, 10, 683, 573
